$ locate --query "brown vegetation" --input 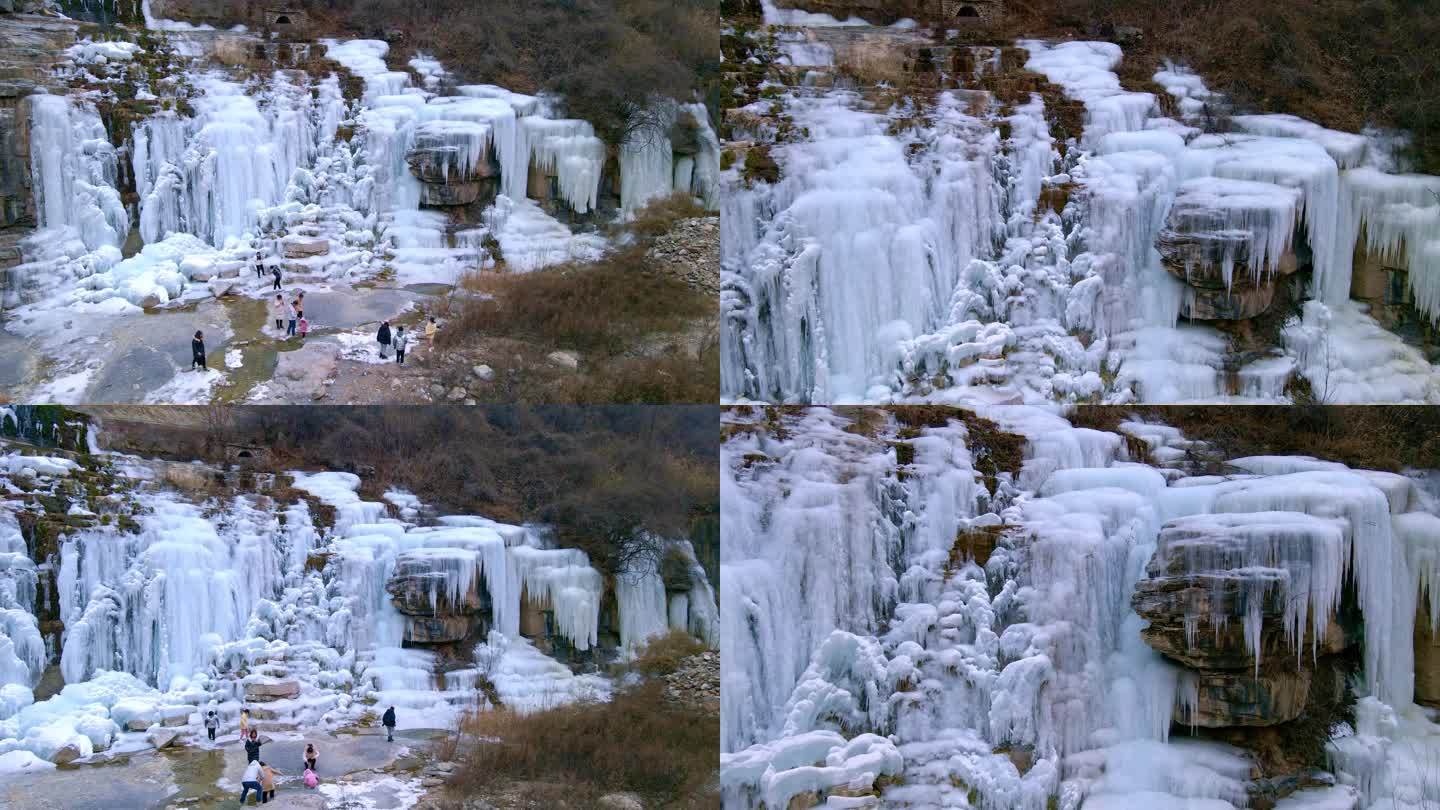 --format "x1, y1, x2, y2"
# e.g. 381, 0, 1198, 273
440, 681, 719, 807
105, 407, 720, 578
298, 0, 718, 144
431, 194, 717, 404
959, 0, 1440, 173
1069, 405, 1440, 472
439, 249, 708, 358
625, 629, 711, 678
